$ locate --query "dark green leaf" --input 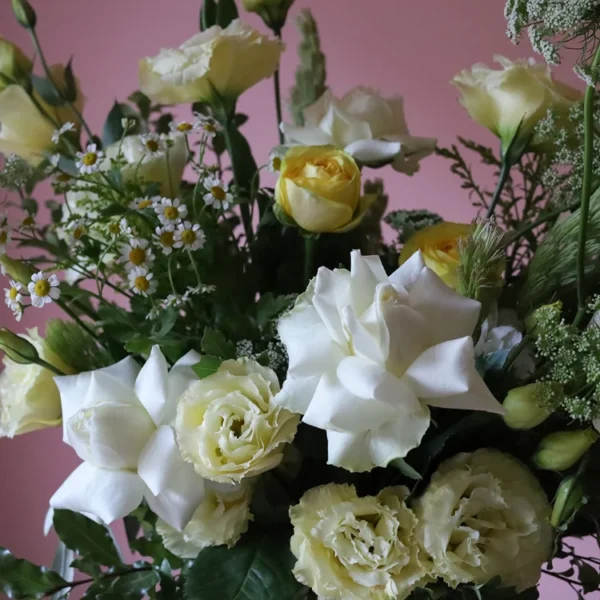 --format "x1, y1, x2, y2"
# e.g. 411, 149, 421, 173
225, 122, 259, 192
192, 355, 223, 379
155, 113, 173, 135
200, 0, 217, 30
100, 203, 127, 218
70, 556, 101, 578
233, 113, 248, 128
32, 74, 64, 106
579, 563, 600, 594
46, 200, 63, 224
83, 567, 159, 600
390, 458, 422, 480
53, 509, 121, 566
185, 528, 304, 600
0, 547, 67, 600
216, 0, 238, 28
212, 132, 226, 156
201, 327, 235, 359
129, 538, 183, 570
21, 196, 38, 216
256, 293, 294, 327
128, 91, 152, 121
102, 101, 141, 147
63, 58, 77, 103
